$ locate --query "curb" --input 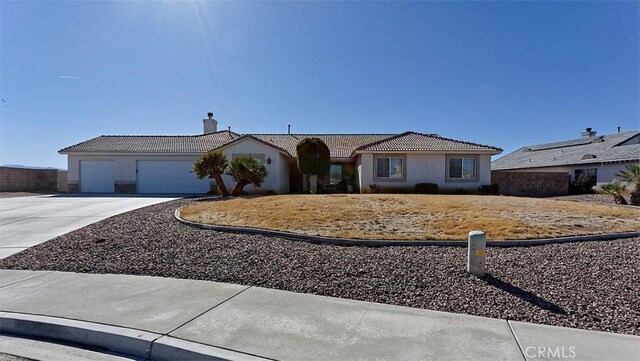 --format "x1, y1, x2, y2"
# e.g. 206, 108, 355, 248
175, 207, 639, 248
0, 312, 267, 361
